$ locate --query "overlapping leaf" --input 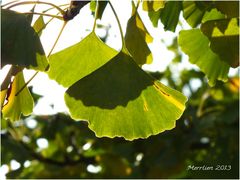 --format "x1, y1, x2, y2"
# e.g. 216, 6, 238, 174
182, 1, 211, 28
48, 32, 118, 87
2, 72, 34, 121
201, 18, 239, 68
178, 29, 230, 86
142, 0, 165, 12
1, 9, 48, 71
147, 1, 181, 32
125, 5, 153, 65
65, 50, 187, 140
